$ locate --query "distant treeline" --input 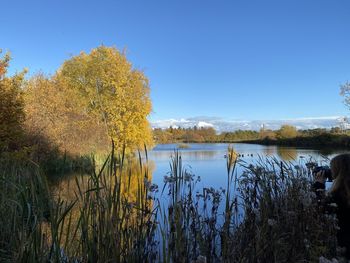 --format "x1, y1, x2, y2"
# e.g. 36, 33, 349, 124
153, 127, 259, 143
153, 125, 350, 148
246, 130, 350, 148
